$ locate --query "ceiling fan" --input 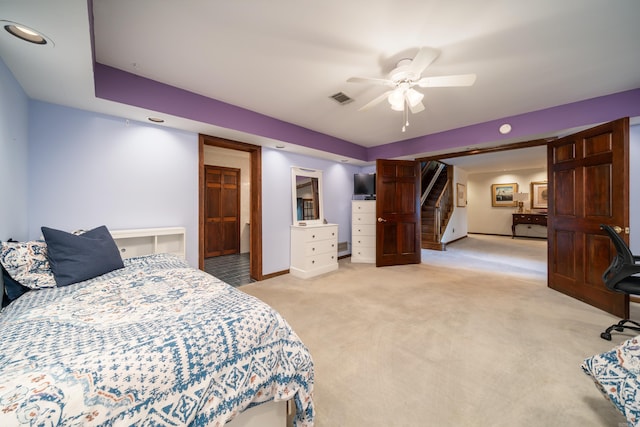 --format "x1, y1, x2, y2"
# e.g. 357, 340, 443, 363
347, 47, 476, 131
